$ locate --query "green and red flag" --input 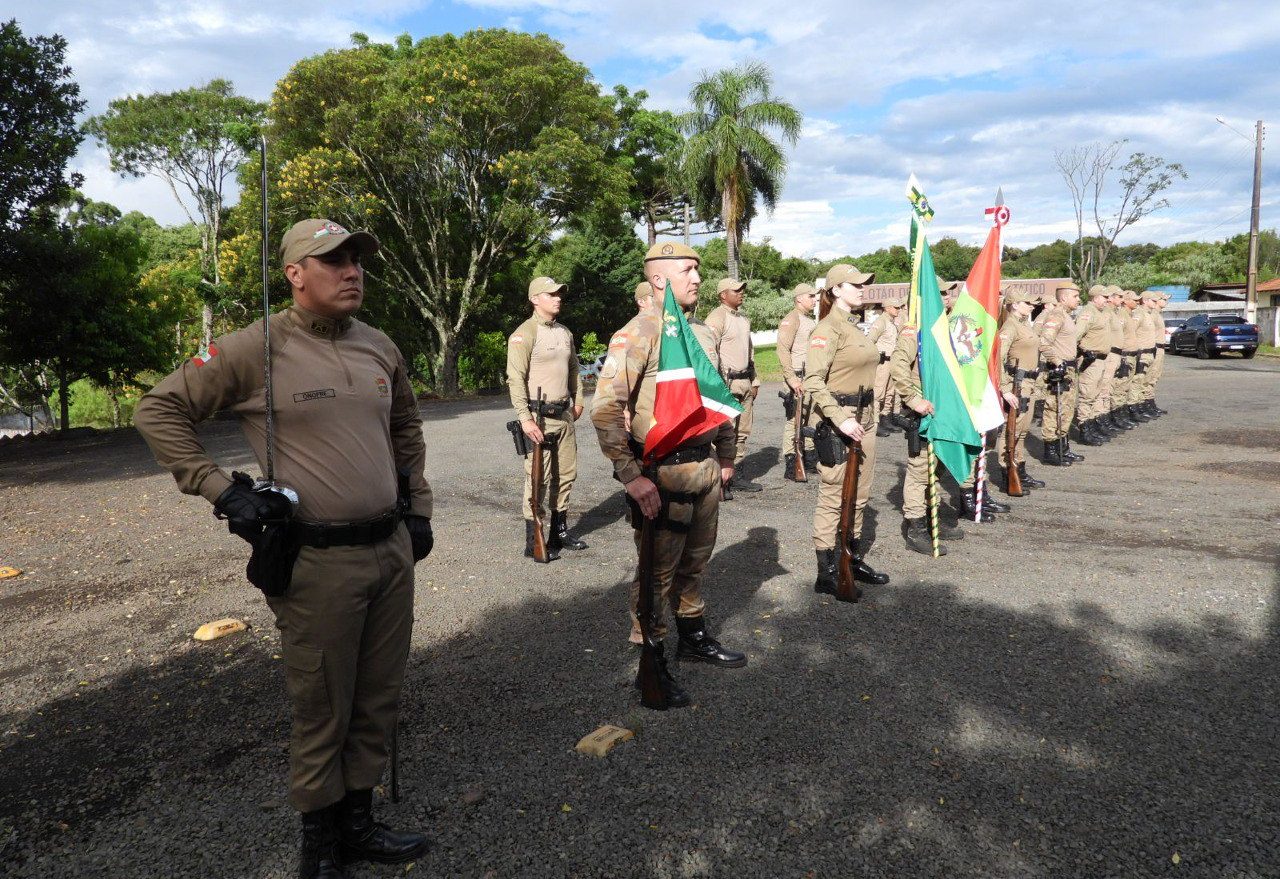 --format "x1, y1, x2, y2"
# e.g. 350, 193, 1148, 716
961, 194, 1011, 426
642, 282, 742, 463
